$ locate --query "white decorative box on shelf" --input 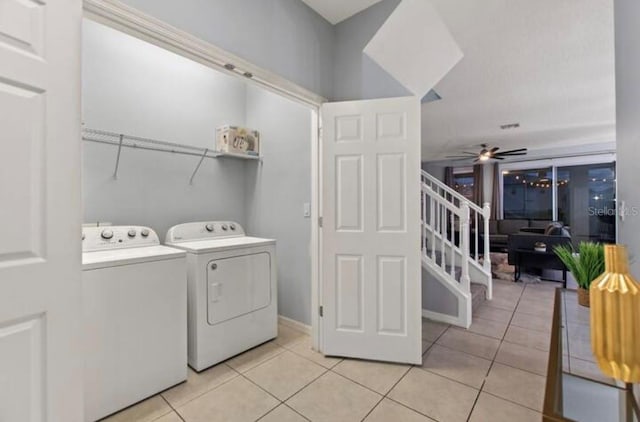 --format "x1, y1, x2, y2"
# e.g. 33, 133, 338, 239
216, 125, 260, 158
